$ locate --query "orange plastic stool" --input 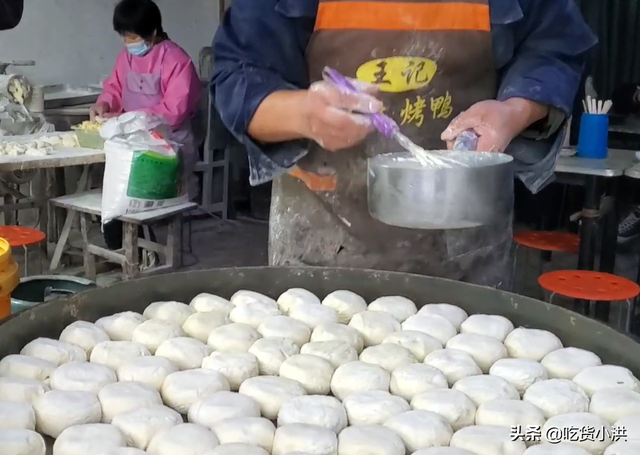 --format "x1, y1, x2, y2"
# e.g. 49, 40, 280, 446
514, 231, 580, 253
539, 270, 640, 331
0, 226, 45, 276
